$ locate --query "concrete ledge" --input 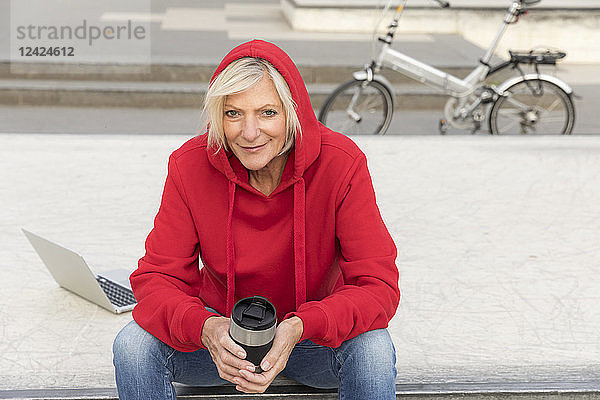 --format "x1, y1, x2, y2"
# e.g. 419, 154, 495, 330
284, 0, 600, 10
0, 61, 474, 83
0, 79, 454, 109
0, 62, 218, 83
281, 0, 600, 63
2, 381, 599, 400
3, 135, 600, 392
0, 64, 518, 108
